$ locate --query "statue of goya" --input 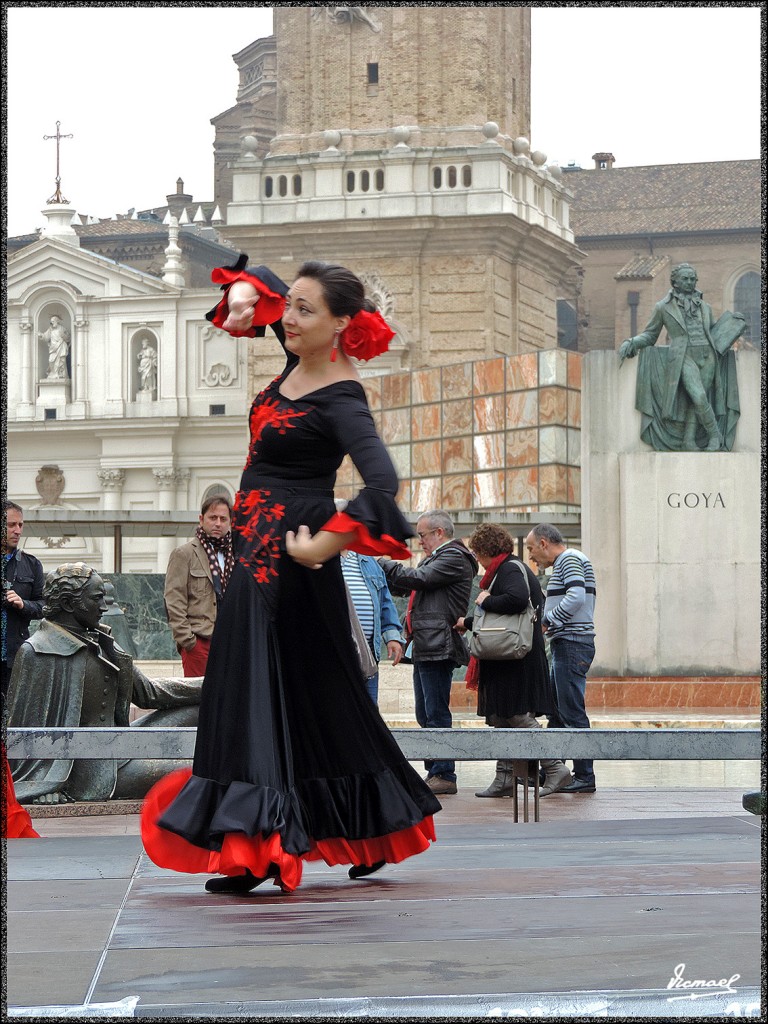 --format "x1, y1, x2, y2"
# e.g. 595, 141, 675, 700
619, 263, 745, 452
